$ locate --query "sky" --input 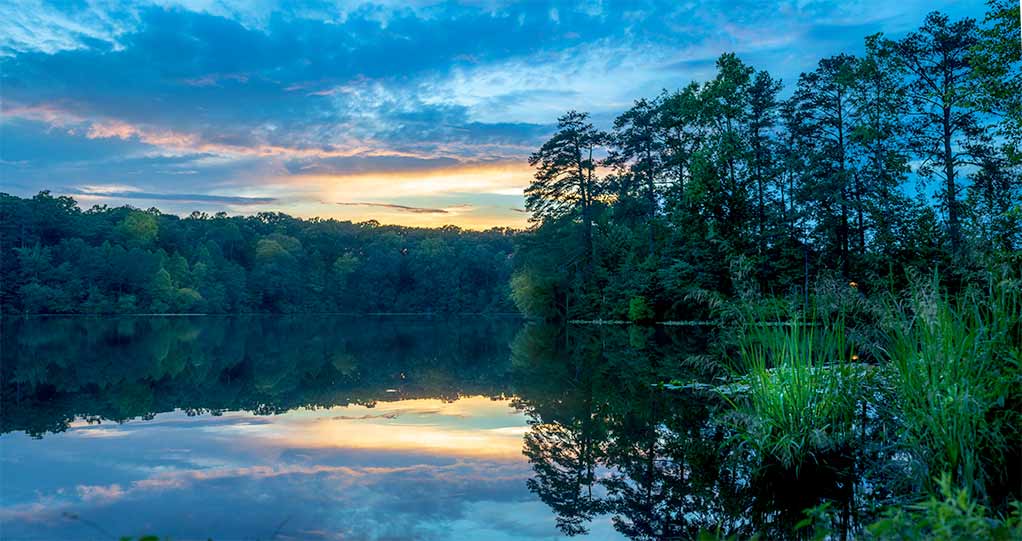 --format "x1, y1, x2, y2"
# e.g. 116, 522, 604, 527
0, 0, 987, 229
